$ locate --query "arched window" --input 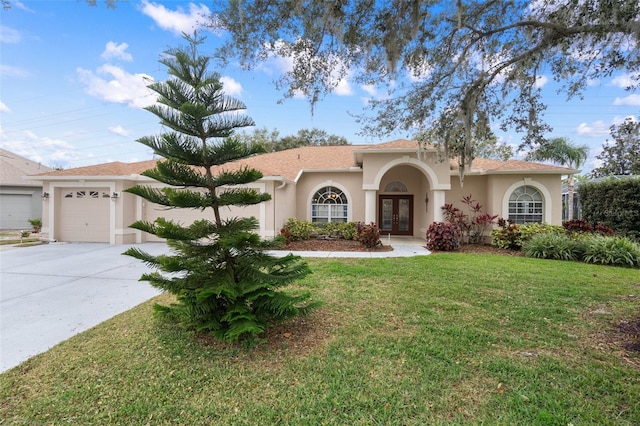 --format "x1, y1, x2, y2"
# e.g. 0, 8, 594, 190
384, 181, 408, 192
311, 186, 348, 223
508, 185, 543, 224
